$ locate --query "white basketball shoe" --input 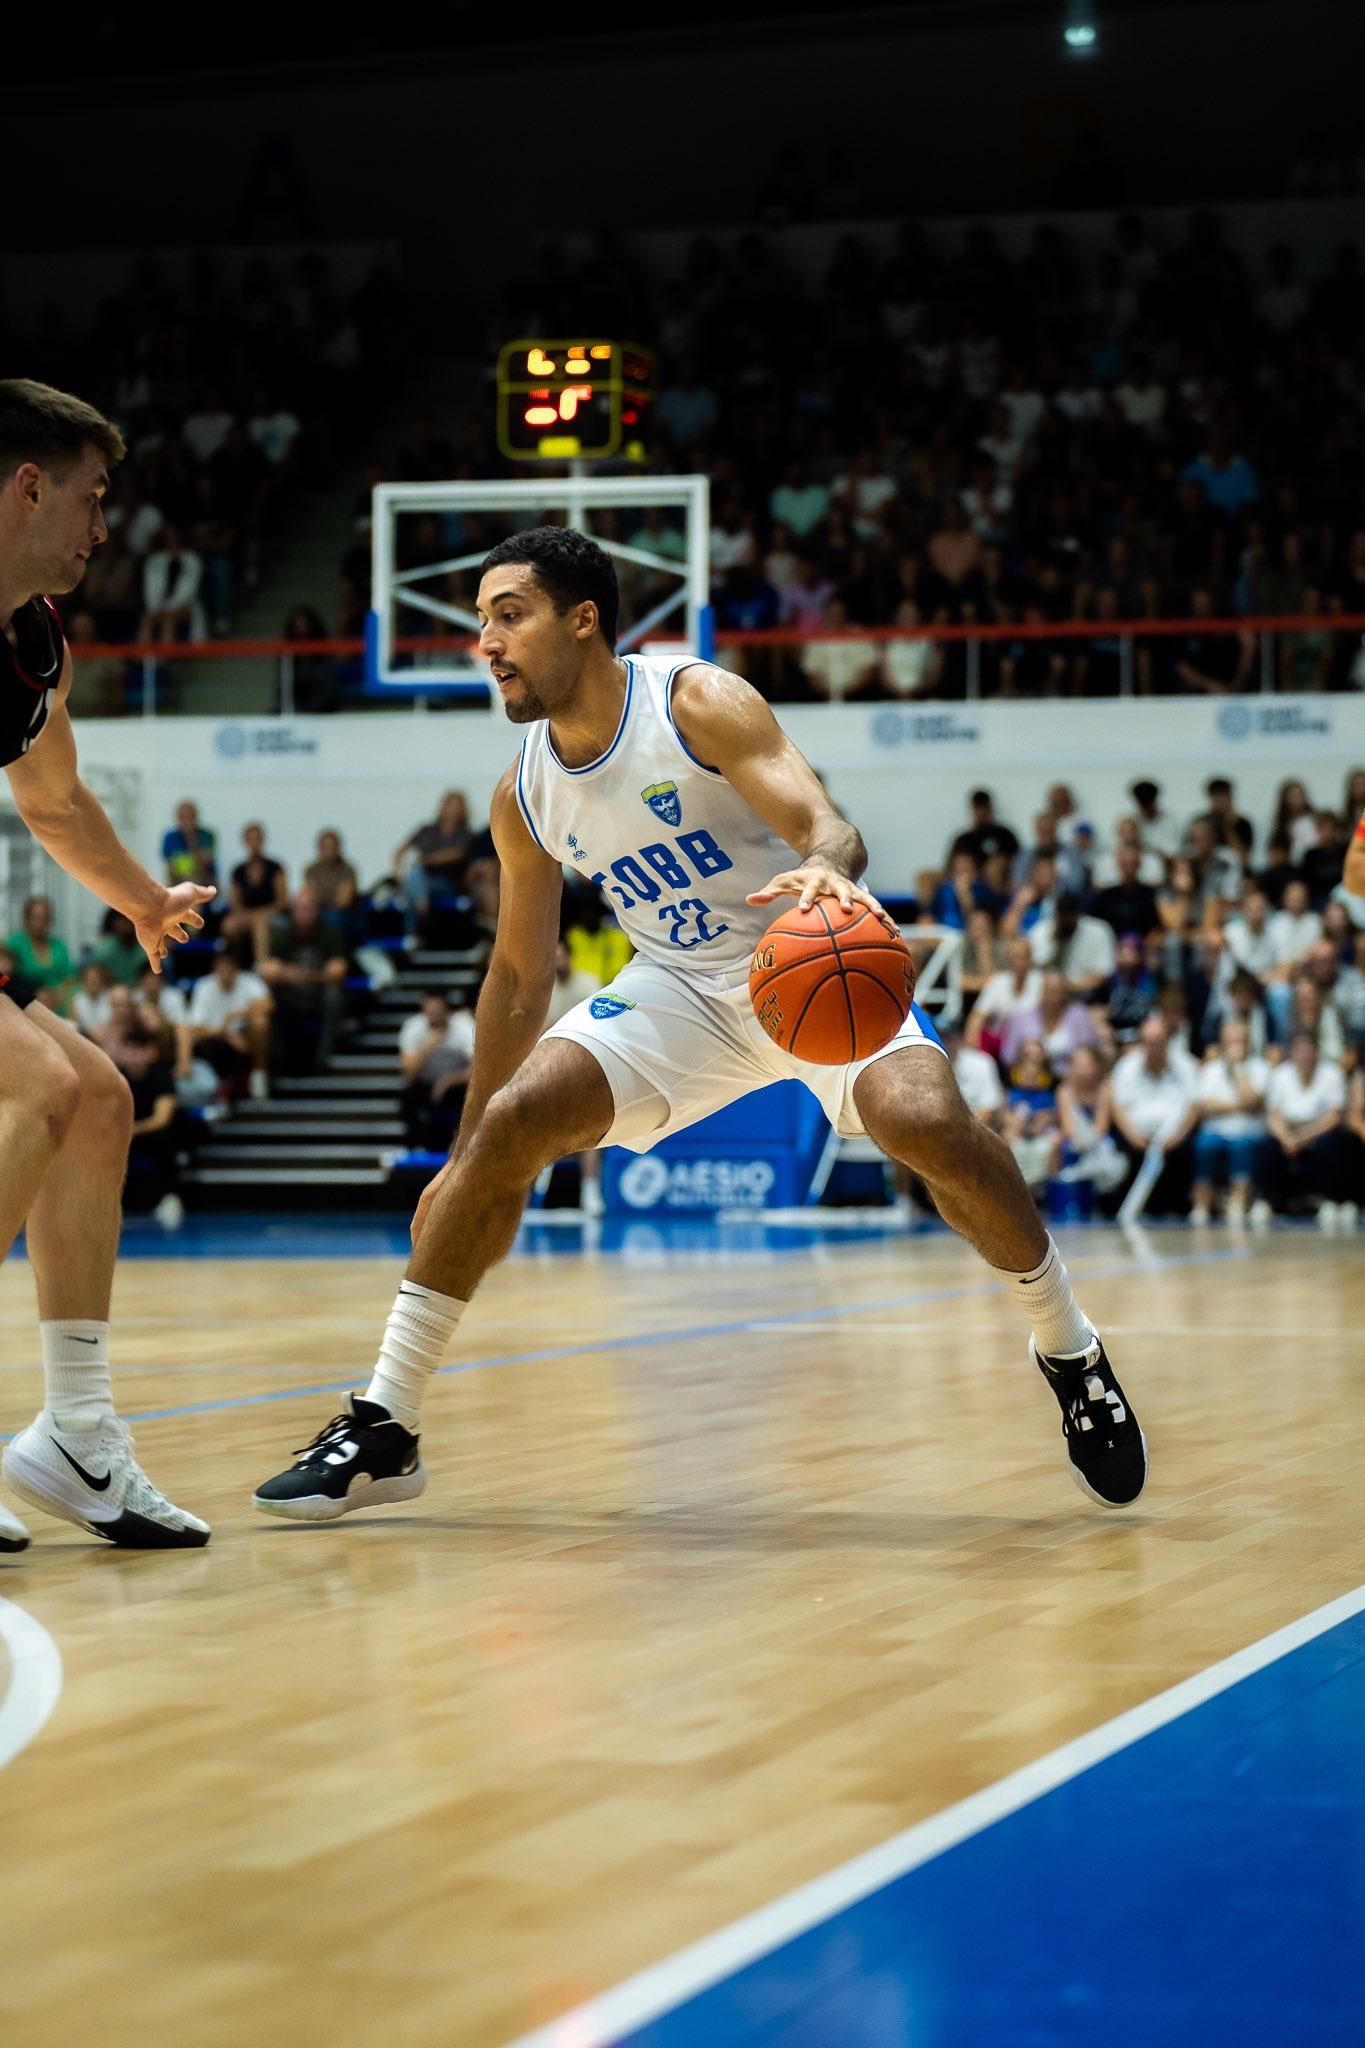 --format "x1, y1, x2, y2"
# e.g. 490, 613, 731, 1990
0, 1497, 30, 1552
2, 1414, 210, 1548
